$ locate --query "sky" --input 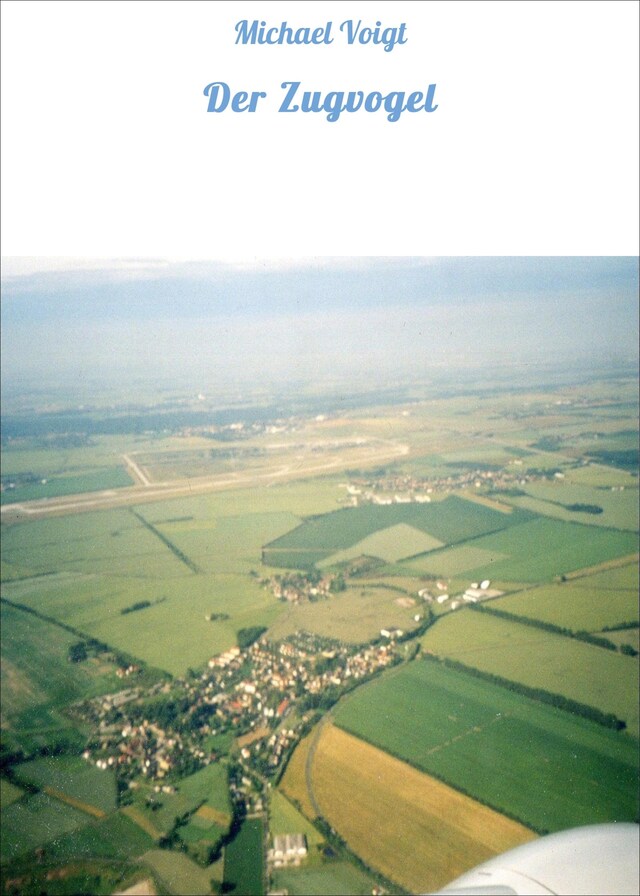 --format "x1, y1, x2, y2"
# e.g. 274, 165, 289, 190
1, 256, 638, 400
